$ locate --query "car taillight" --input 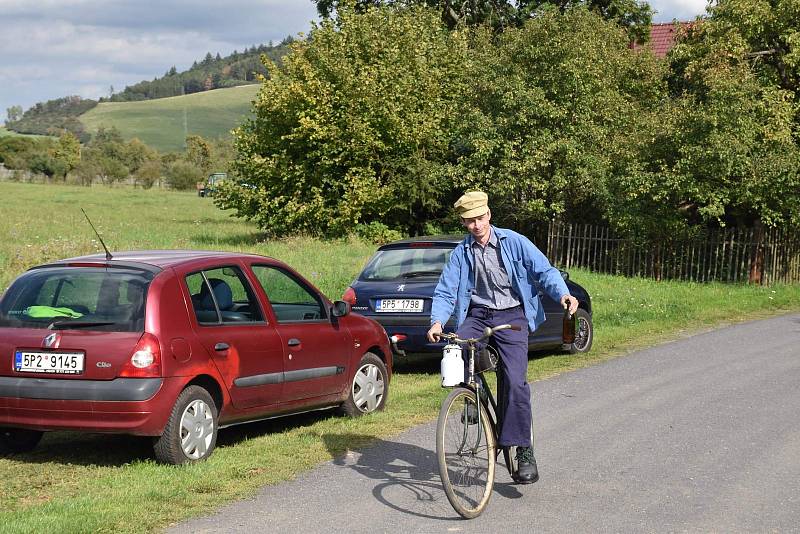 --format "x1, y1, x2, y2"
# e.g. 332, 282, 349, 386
119, 332, 162, 378
342, 287, 357, 305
